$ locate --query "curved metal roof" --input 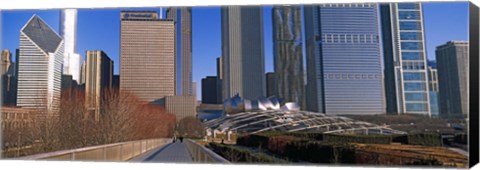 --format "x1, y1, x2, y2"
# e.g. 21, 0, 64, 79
205, 110, 406, 135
